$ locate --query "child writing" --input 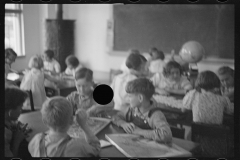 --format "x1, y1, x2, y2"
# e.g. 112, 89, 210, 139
28, 97, 100, 157
151, 61, 192, 96
111, 52, 151, 111
148, 47, 166, 74
5, 87, 31, 157
217, 66, 234, 102
112, 78, 172, 144
66, 67, 114, 117
182, 71, 234, 124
